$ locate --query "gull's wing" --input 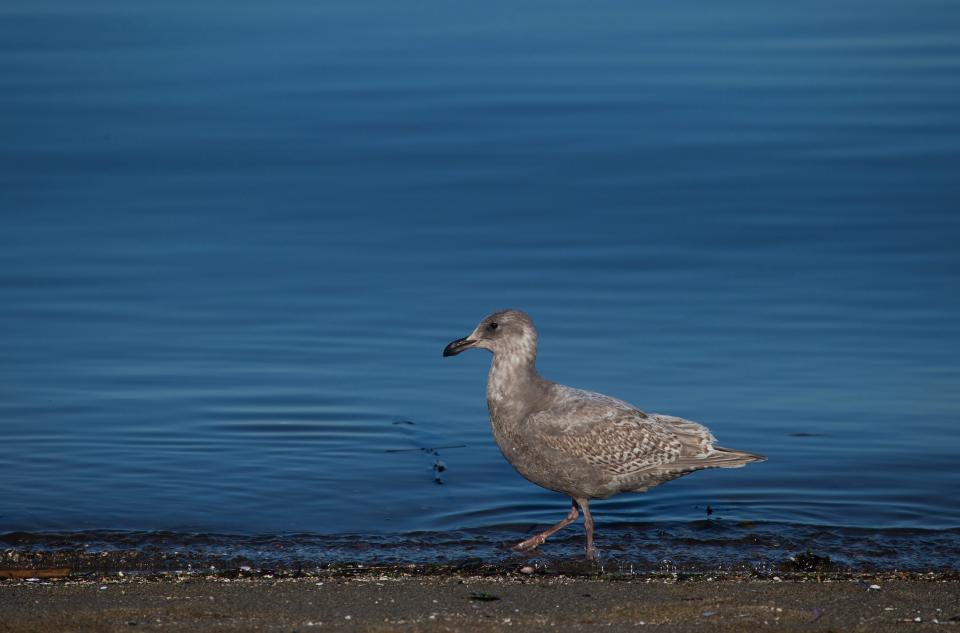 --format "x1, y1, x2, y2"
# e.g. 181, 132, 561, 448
530, 387, 759, 491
